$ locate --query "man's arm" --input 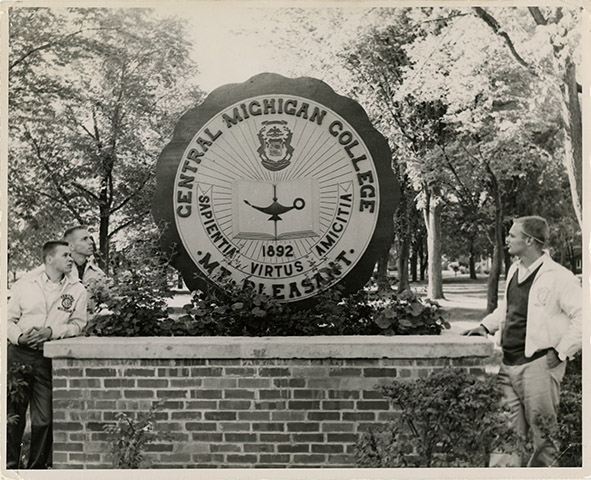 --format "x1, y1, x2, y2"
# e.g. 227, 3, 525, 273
7, 282, 24, 345
461, 300, 505, 337
554, 273, 582, 360
50, 288, 88, 339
